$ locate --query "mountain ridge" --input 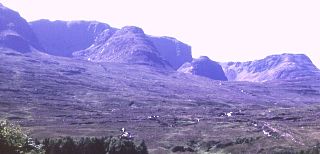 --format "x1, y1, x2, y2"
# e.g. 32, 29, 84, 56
0, 4, 43, 52
73, 26, 171, 68
178, 56, 227, 81
1, 4, 320, 153
30, 20, 192, 69
221, 53, 320, 82
30, 19, 111, 56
